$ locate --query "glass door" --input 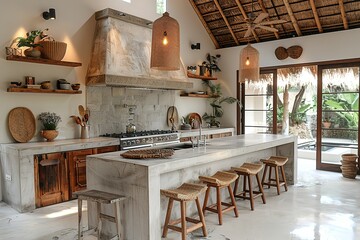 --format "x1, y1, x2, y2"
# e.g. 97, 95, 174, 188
241, 70, 277, 134
317, 64, 360, 171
